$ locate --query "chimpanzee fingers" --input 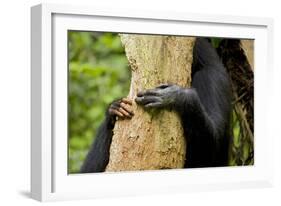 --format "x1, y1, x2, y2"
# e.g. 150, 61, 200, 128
109, 108, 124, 118
135, 96, 162, 105
144, 102, 163, 109
118, 107, 133, 118
121, 97, 133, 105
110, 100, 121, 108
156, 83, 172, 89
108, 97, 134, 119
120, 102, 134, 115
110, 104, 133, 119
137, 89, 161, 97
